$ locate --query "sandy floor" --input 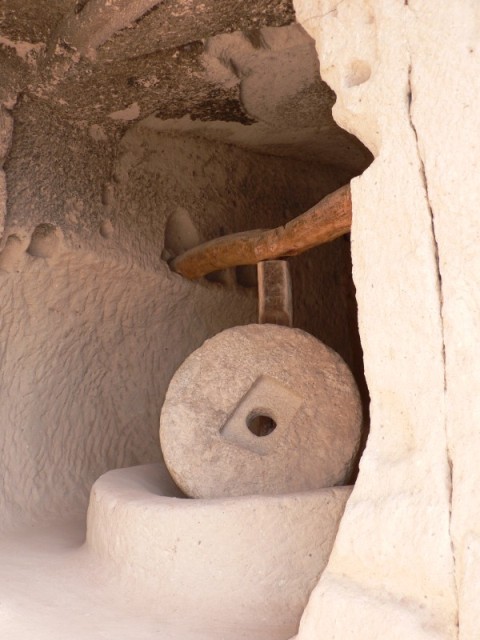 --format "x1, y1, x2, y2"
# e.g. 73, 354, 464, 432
0, 518, 295, 640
